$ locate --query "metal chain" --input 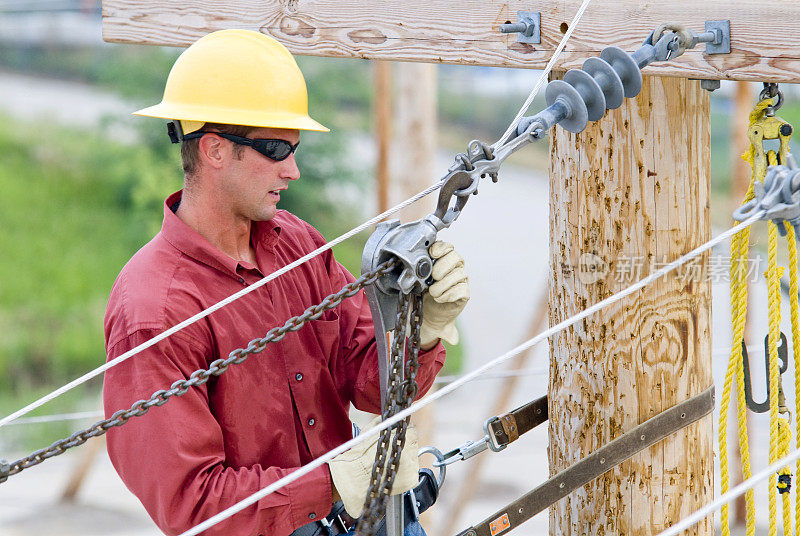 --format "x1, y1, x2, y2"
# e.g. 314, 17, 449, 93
0, 259, 397, 483
356, 292, 423, 536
